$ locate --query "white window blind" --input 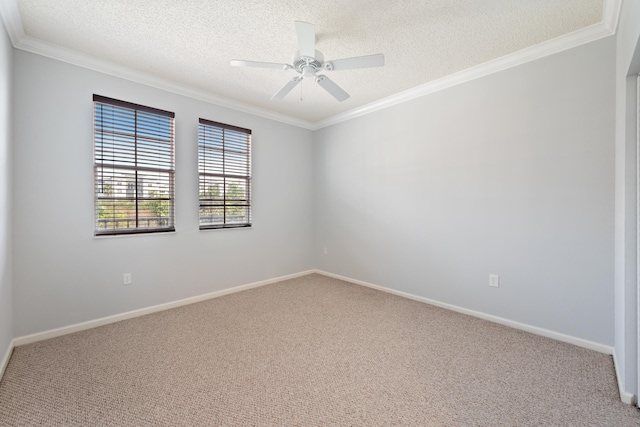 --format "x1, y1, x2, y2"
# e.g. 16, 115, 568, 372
94, 95, 175, 235
198, 119, 252, 229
